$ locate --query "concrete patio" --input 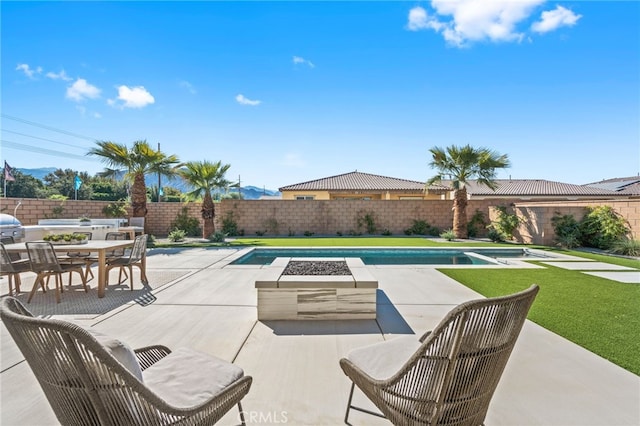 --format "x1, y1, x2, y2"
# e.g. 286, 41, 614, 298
1, 246, 639, 425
